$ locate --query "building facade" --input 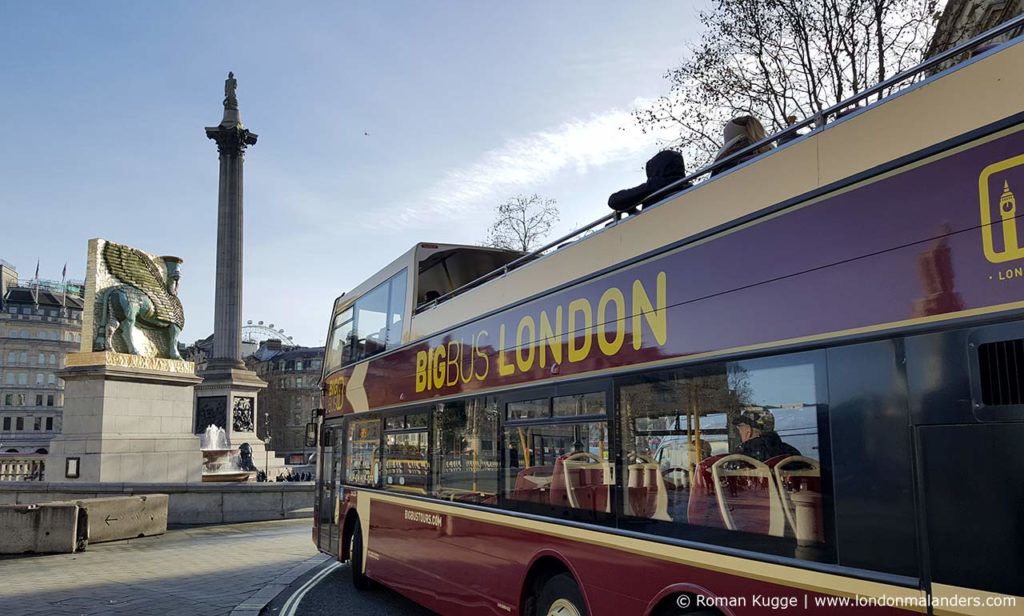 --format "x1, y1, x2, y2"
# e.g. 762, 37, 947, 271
247, 340, 323, 466
0, 262, 84, 455
926, 0, 1023, 72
